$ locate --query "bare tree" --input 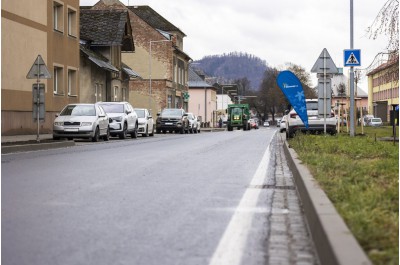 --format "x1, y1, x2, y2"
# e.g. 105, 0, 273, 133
367, 0, 399, 52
